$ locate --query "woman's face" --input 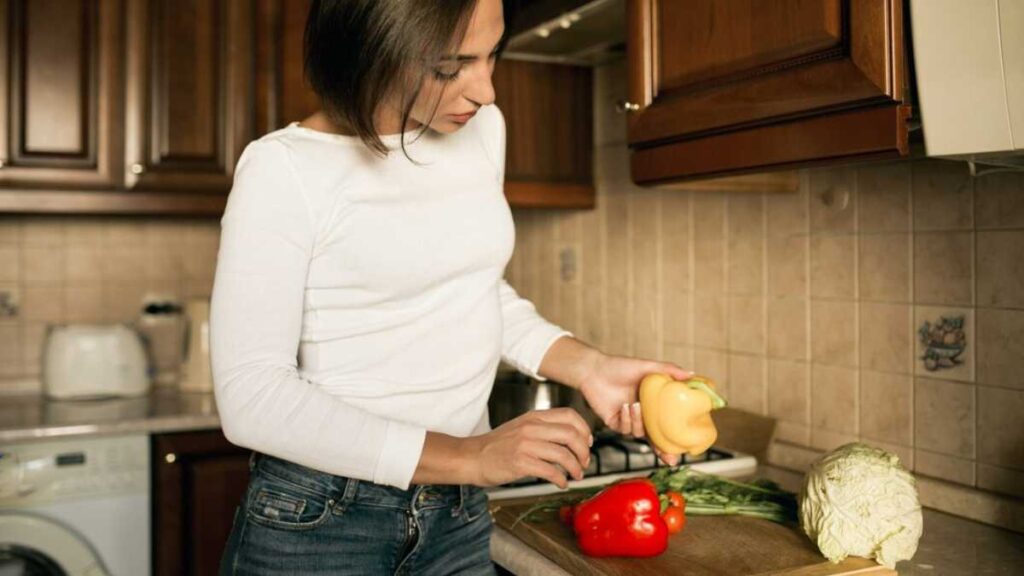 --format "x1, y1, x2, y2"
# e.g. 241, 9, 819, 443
409, 0, 505, 134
